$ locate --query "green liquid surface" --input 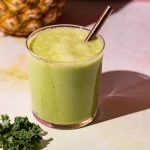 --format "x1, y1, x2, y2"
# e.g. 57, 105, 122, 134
28, 27, 103, 125
29, 27, 103, 62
